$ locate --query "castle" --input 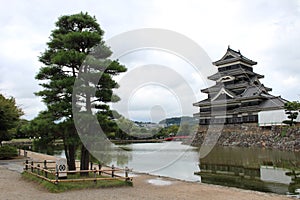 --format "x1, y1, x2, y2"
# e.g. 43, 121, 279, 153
193, 47, 287, 126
